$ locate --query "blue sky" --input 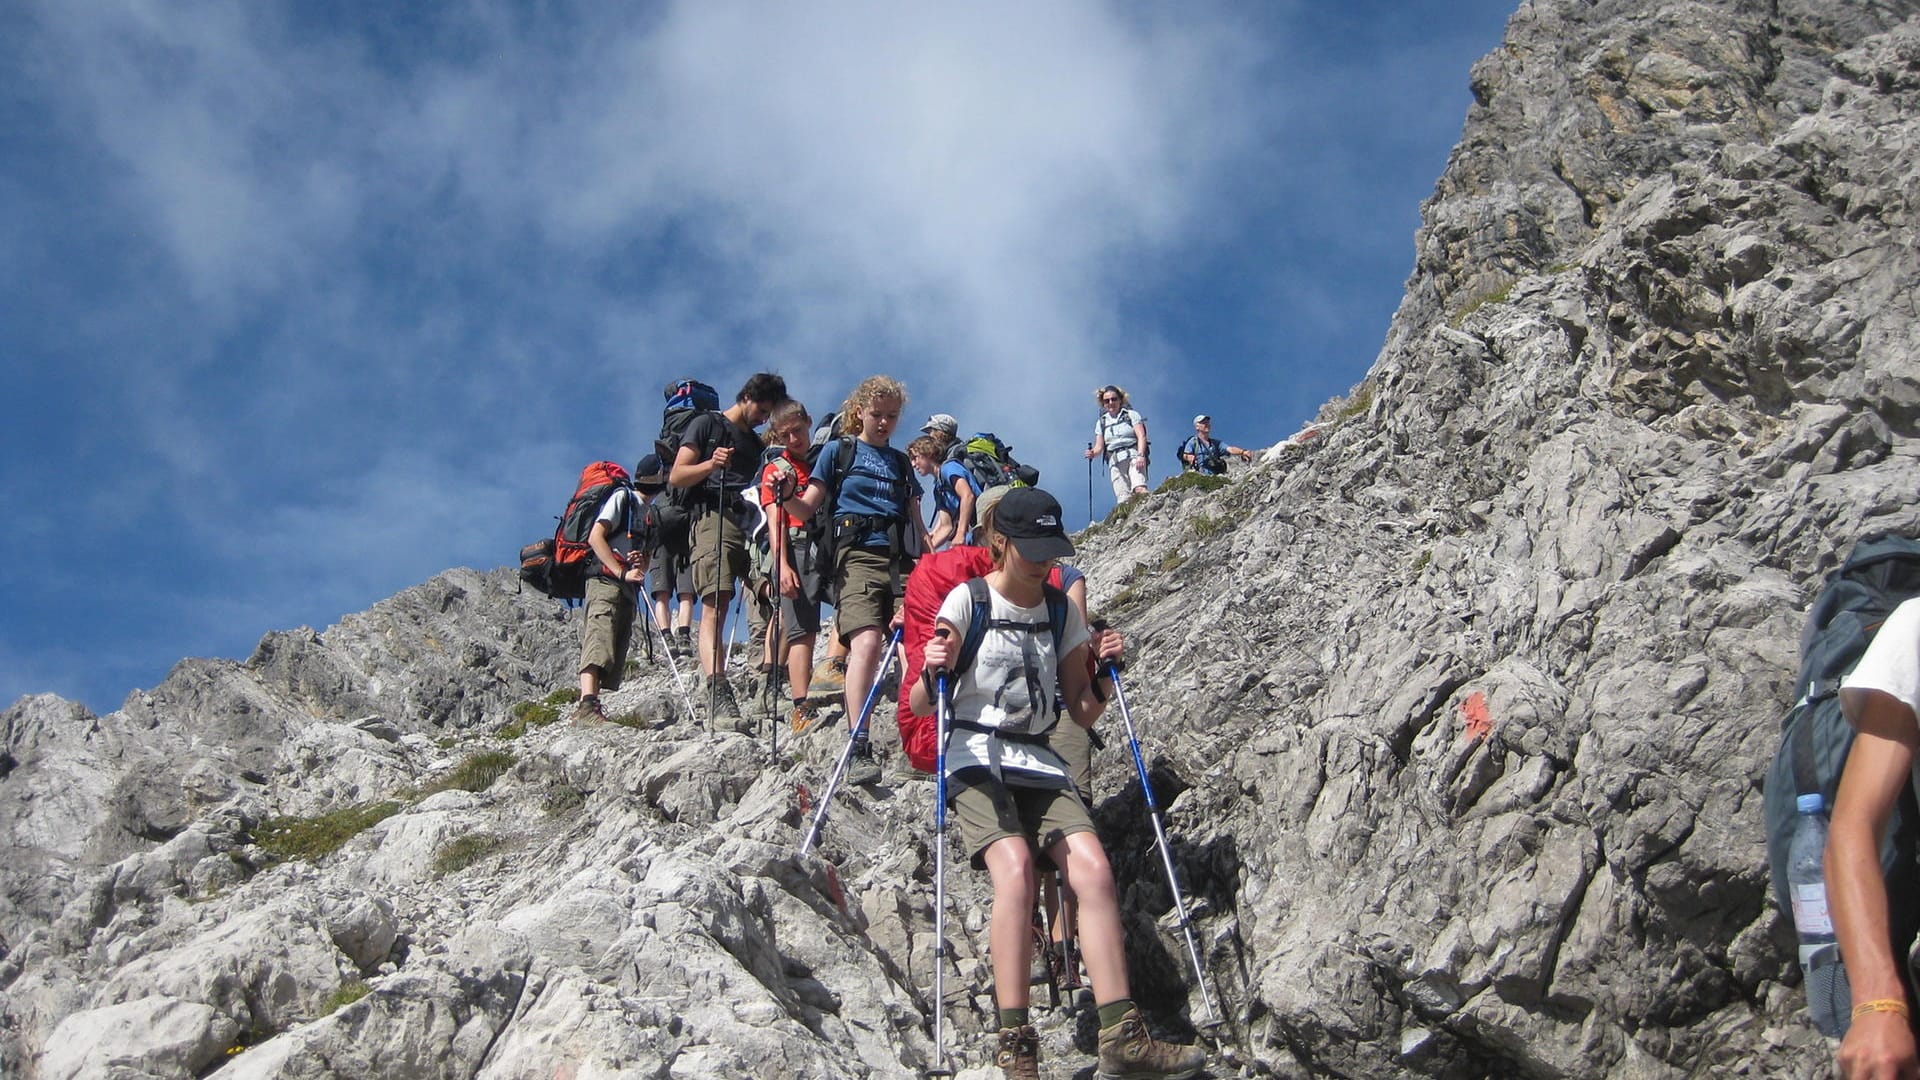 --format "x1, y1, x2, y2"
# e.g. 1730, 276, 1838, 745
2, 0, 1517, 715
